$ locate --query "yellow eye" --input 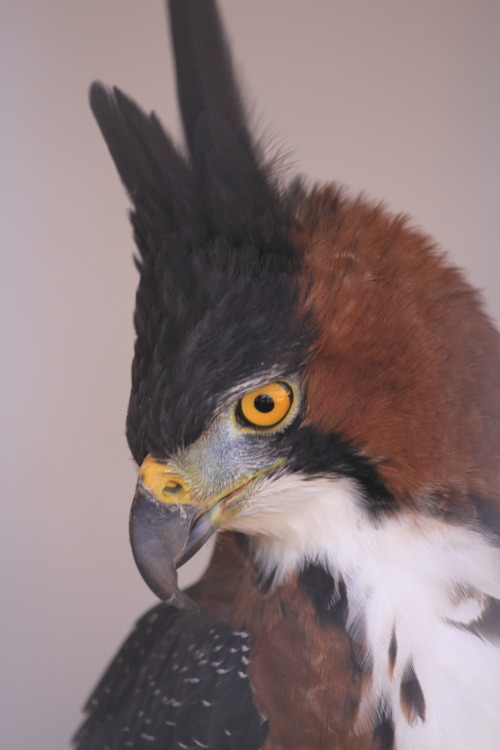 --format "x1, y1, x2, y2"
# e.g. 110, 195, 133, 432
238, 382, 293, 428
